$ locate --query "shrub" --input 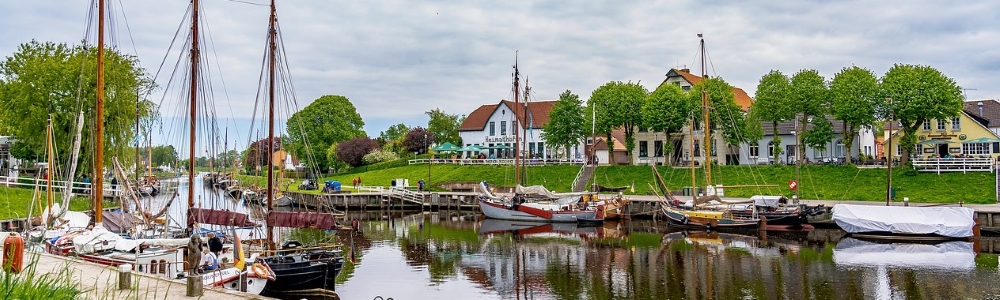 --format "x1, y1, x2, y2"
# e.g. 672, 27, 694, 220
362, 149, 399, 165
